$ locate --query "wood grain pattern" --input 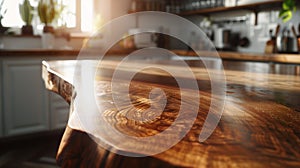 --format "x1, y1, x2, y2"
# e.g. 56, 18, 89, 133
42, 59, 300, 167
